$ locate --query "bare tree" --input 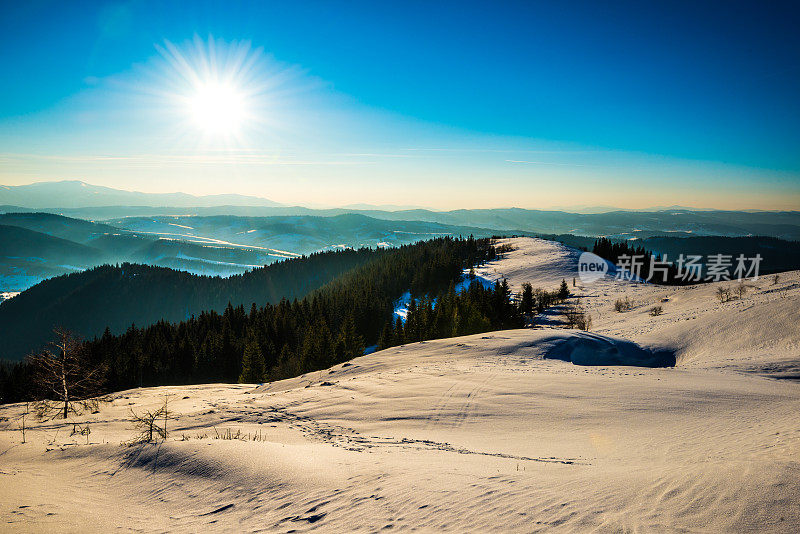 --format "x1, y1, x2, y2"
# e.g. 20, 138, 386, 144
563, 301, 592, 330
128, 395, 173, 444
18, 403, 29, 443
715, 286, 731, 303
734, 283, 748, 299
27, 328, 106, 420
